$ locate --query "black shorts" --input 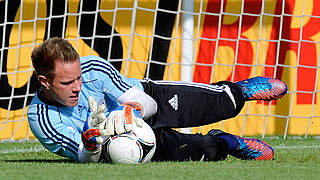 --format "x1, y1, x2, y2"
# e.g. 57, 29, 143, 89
141, 79, 245, 129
